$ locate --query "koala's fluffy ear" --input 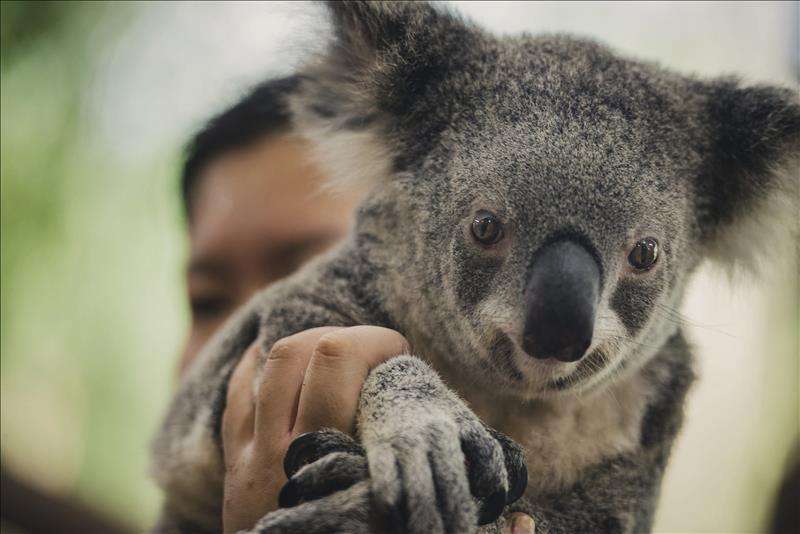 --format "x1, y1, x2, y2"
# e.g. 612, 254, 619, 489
696, 79, 800, 270
291, 0, 476, 190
